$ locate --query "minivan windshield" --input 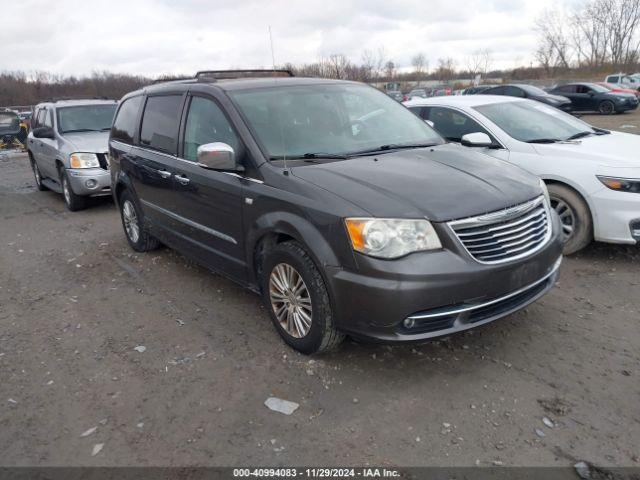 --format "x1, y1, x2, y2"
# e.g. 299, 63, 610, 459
475, 101, 598, 143
230, 83, 444, 159
57, 104, 117, 134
